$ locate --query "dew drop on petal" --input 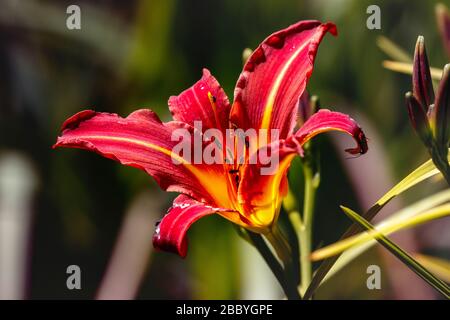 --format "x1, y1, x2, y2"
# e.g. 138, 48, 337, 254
154, 219, 161, 235
266, 35, 285, 48
236, 74, 248, 89
244, 47, 266, 72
